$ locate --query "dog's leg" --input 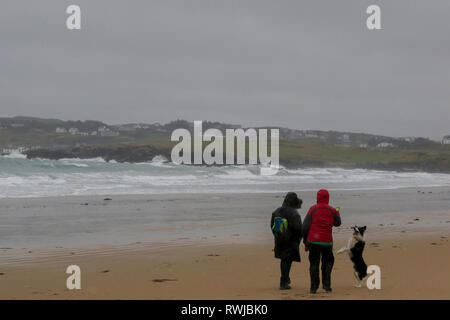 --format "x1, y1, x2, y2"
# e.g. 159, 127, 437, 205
337, 247, 347, 254
354, 271, 362, 288
337, 237, 352, 254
